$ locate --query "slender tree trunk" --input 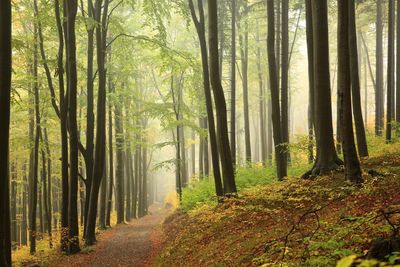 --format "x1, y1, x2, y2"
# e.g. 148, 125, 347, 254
348, 0, 369, 157
106, 73, 114, 227
338, 0, 362, 183
208, 0, 237, 194
387, 0, 395, 142
281, 0, 289, 166
0, 1, 12, 263
66, 0, 80, 253
30, 20, 40, 254
267, 0, 287, 180
239, 12, 252, 164
115, 98, 125, 223
230, 0, 236, 167
85, 0, 111, 245
376, 0, 384, 136
43, 129, 52, 245
256, 22, 267, 166
54, 0, 69, 252
198, 119, 204, 178
397, 0, 400, 126
98, 162, 107, 228
191, 129, 196, 177
10, 164, 16, 245
83, 0, 95, 236
188, 0, 223, 196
